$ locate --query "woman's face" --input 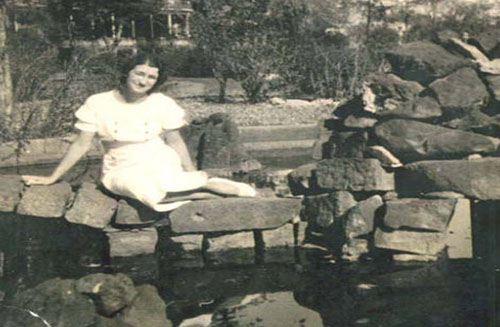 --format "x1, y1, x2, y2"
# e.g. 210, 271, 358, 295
126, 63, 159, 96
